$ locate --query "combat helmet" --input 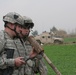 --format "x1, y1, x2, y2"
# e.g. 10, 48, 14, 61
23, 16, 34, 29
3, 12, 24, 26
